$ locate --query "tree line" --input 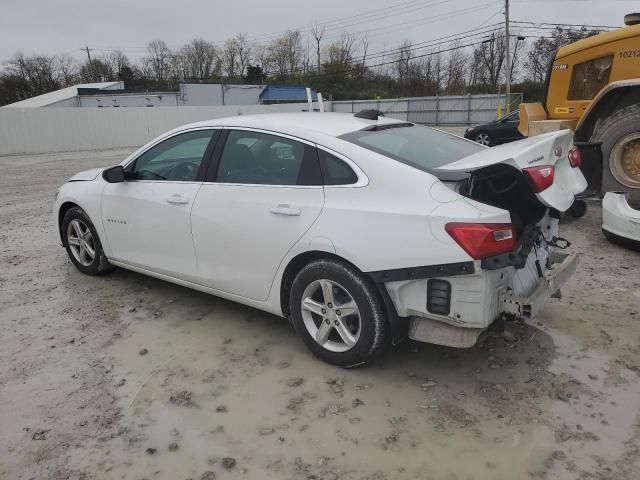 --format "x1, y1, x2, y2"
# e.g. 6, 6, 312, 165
0, 26, 599, 106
